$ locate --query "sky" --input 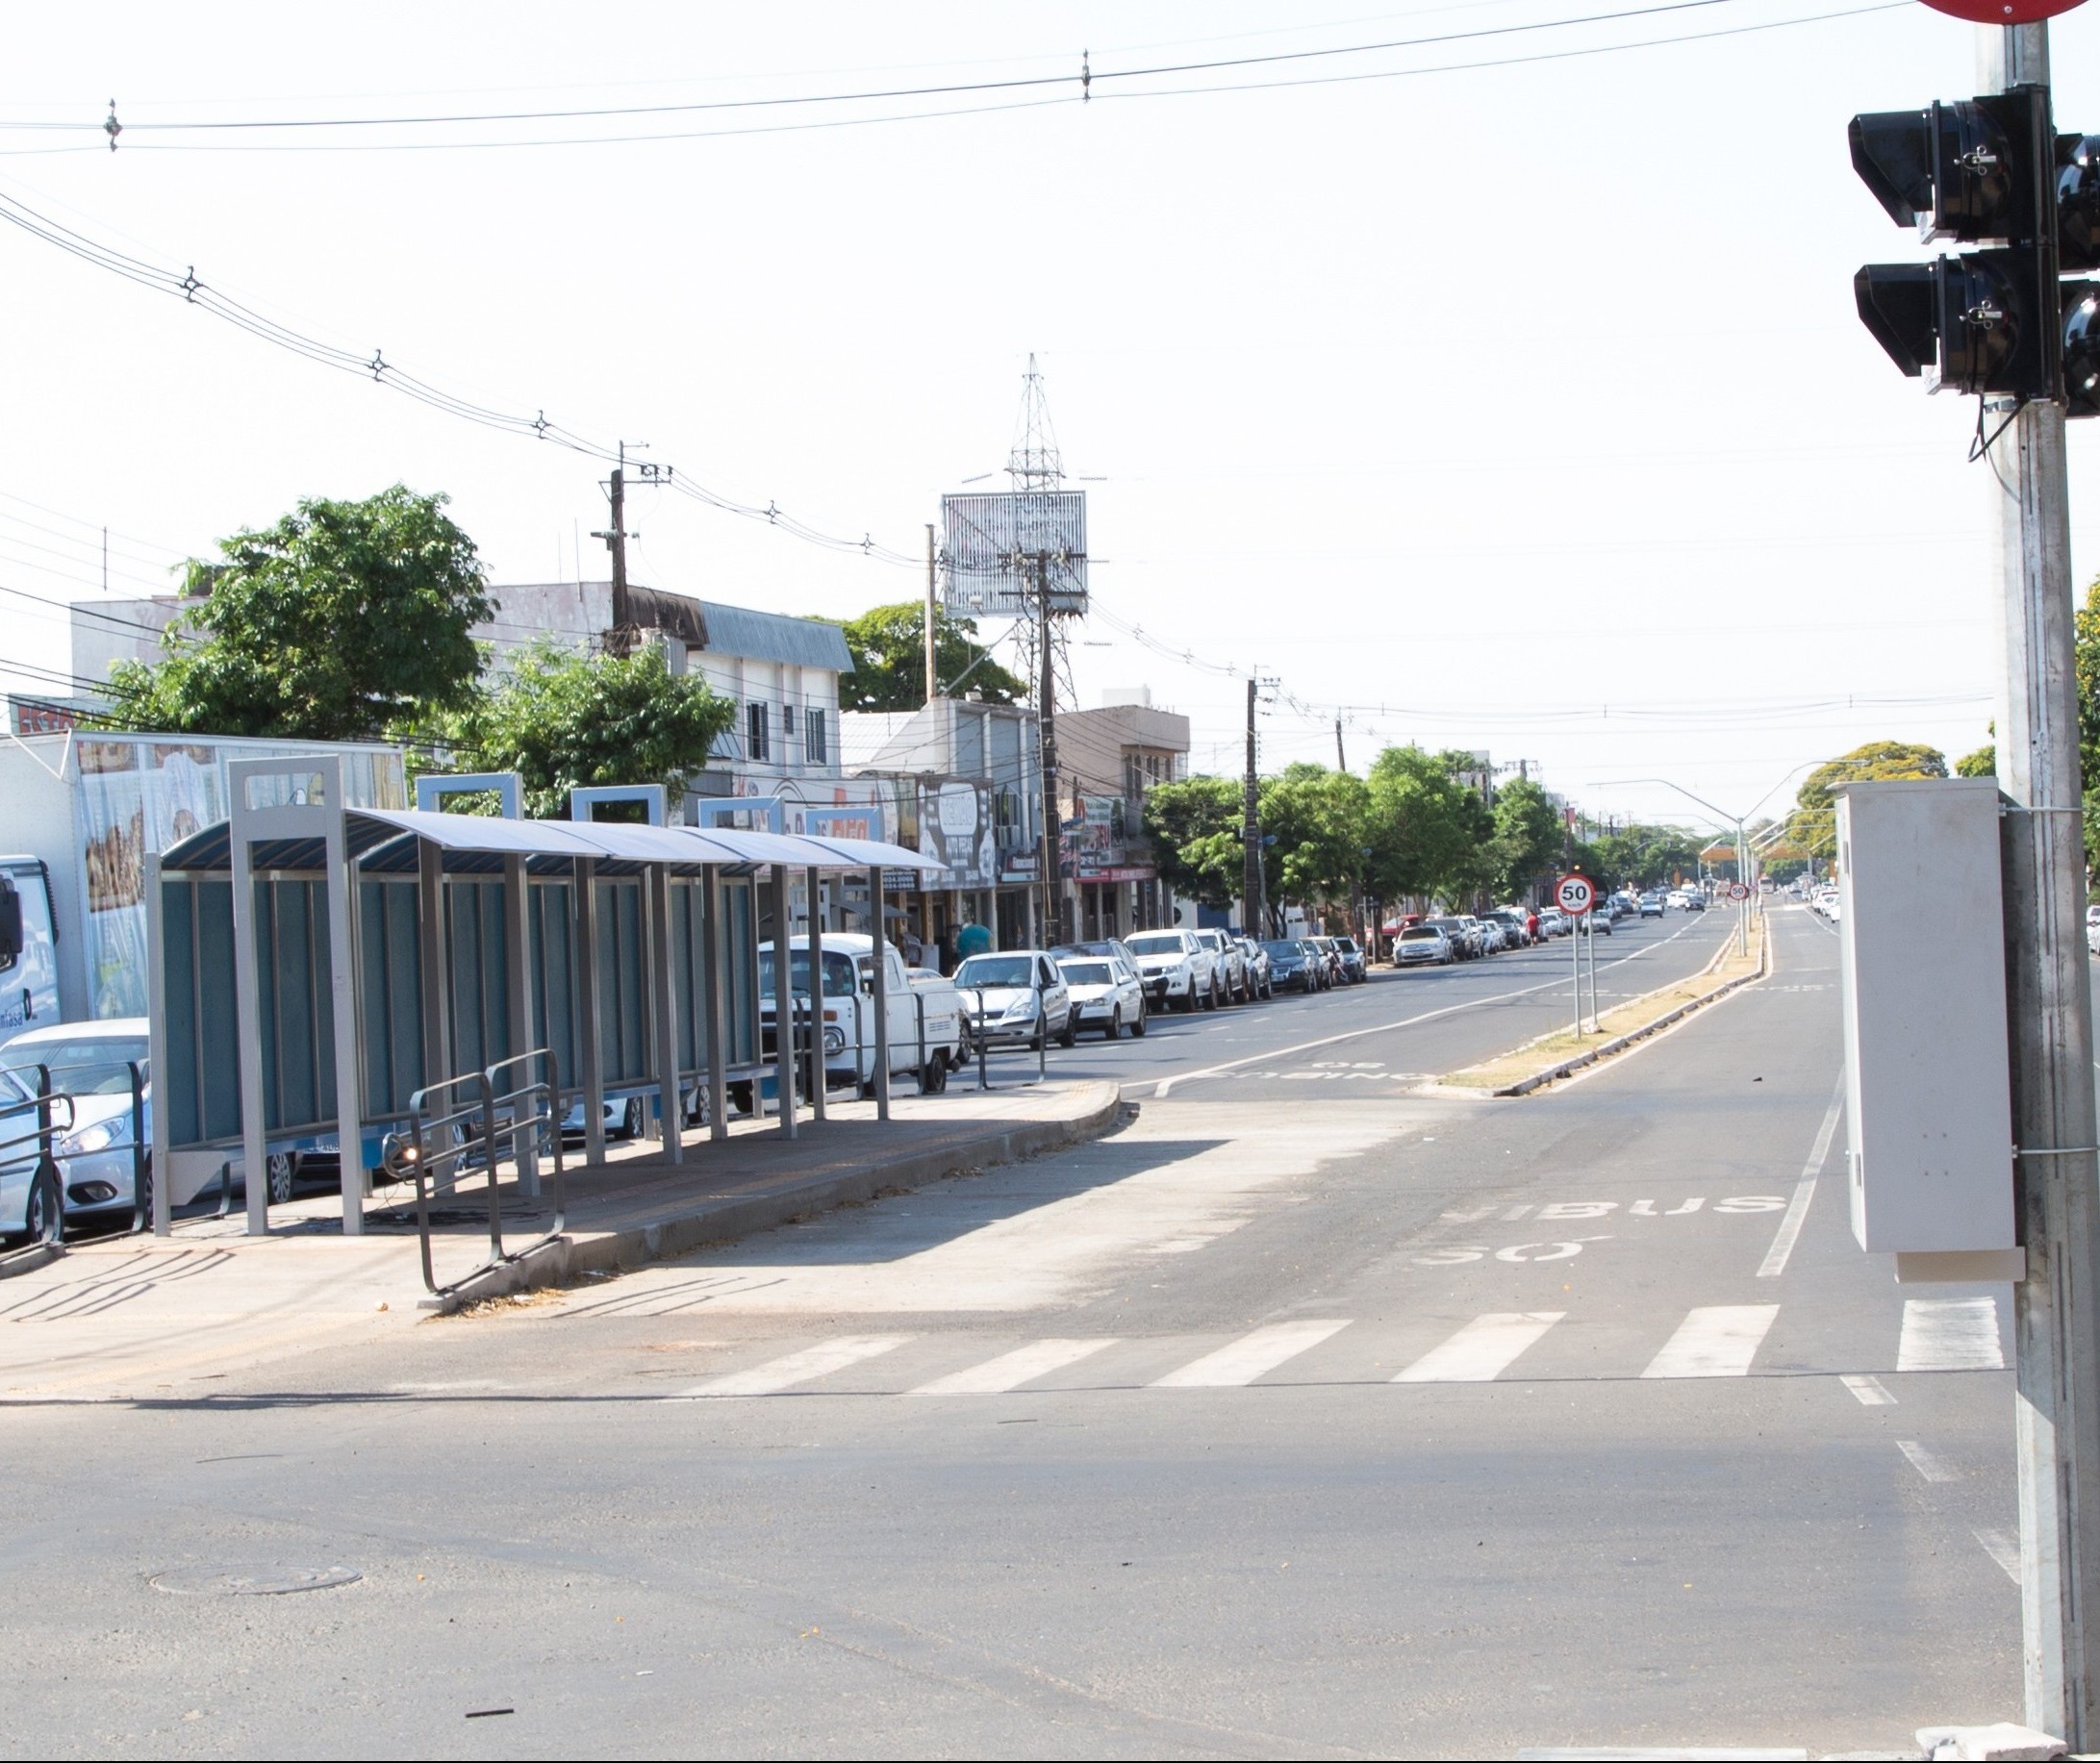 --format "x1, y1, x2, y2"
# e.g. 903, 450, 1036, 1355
1, 0, 2096, 836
